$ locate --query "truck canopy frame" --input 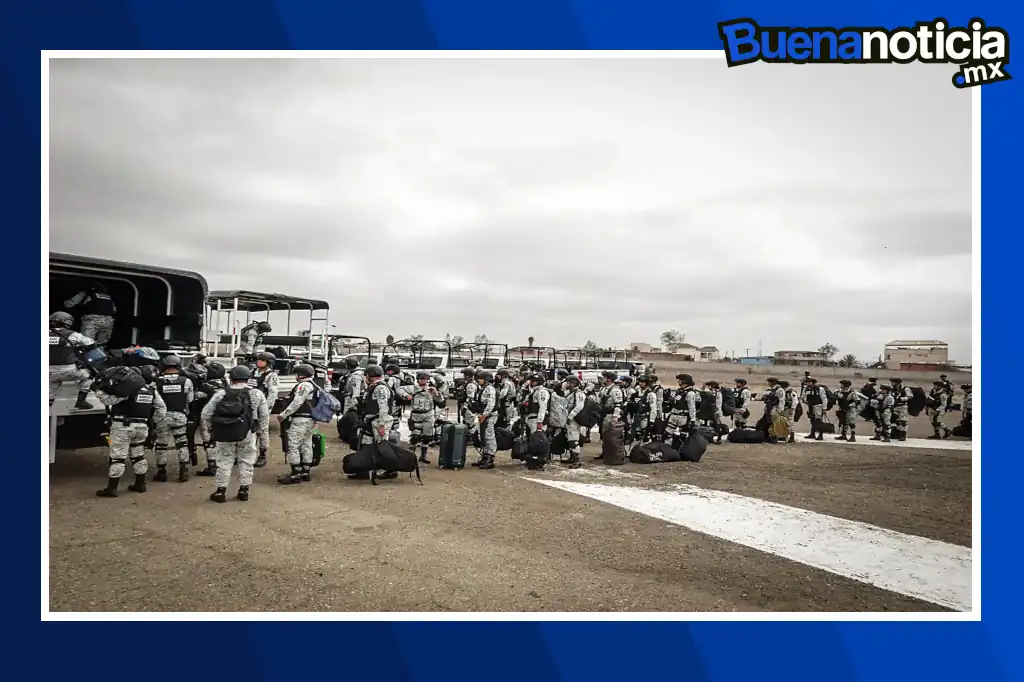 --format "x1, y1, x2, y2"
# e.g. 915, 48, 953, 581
206, 290, 330, 359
